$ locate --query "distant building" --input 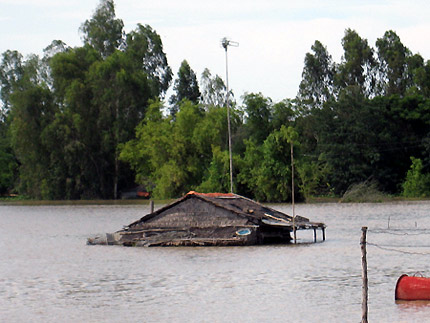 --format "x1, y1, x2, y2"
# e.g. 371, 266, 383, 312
120, 186, 150, 199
